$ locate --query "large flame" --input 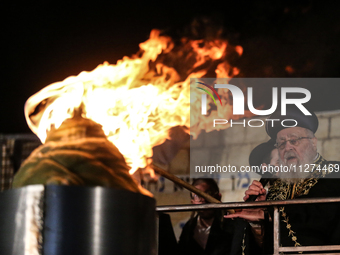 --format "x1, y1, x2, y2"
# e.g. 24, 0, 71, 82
25, 29, 245, 173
